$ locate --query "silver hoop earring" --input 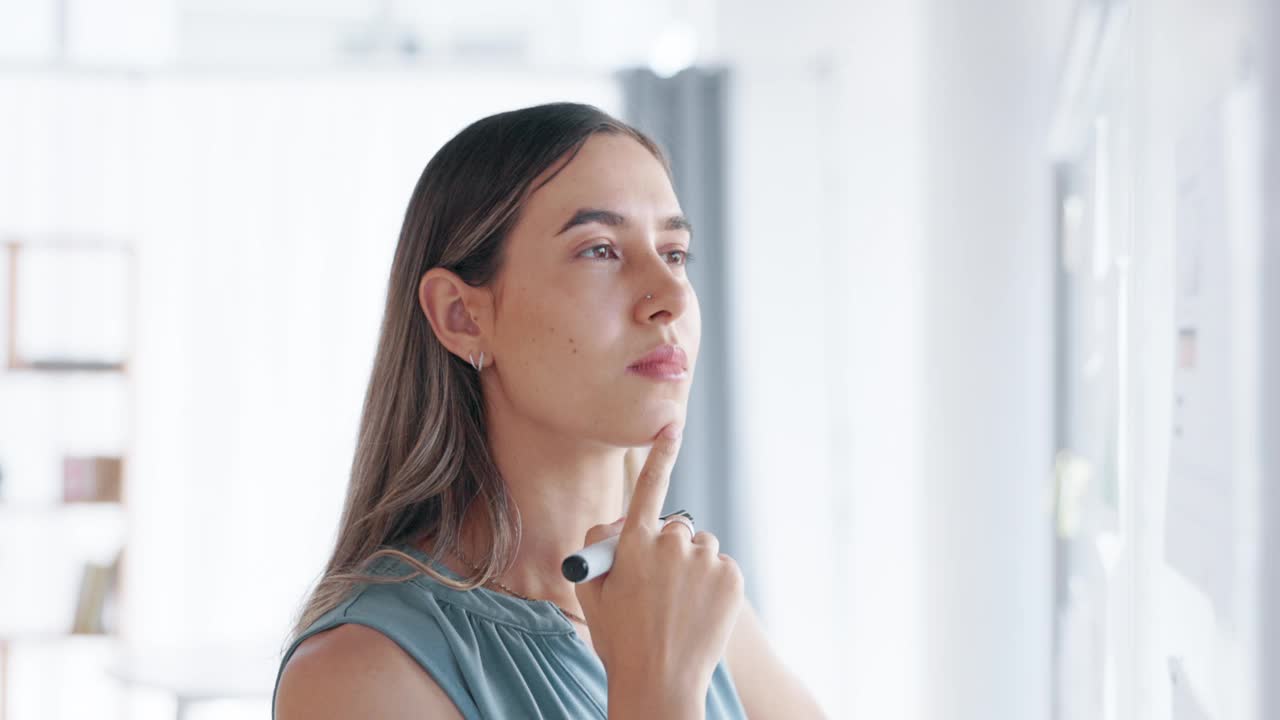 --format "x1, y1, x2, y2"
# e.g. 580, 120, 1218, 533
468, 351, 485, 372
